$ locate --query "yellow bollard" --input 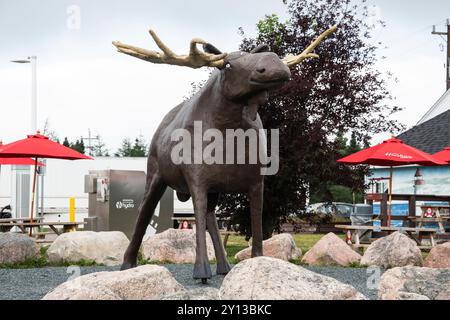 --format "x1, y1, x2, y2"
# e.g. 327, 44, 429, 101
69, 197, 75, 223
